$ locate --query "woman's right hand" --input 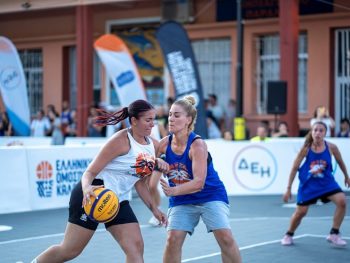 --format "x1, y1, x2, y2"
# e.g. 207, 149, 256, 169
283, 189, 292, 203
82, 185, 104, 207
